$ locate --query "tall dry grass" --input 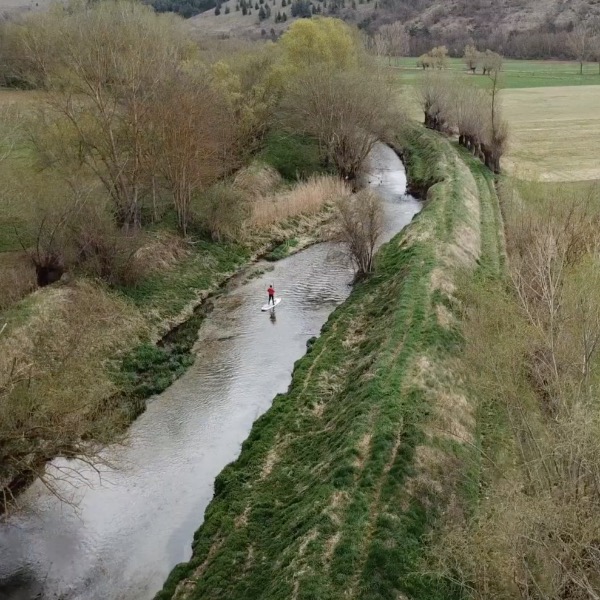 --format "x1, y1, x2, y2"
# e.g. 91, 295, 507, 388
0, 252, 36, 311
0, 280, 148, 507
249, 175, 350, 230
